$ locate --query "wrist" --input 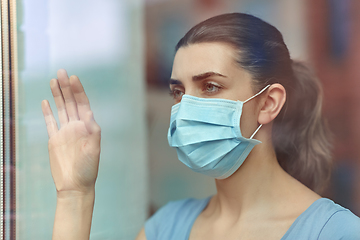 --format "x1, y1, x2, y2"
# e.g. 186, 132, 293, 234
56, 189, 95, 214
56, 187, 95, 200
53, 188, 95, 240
